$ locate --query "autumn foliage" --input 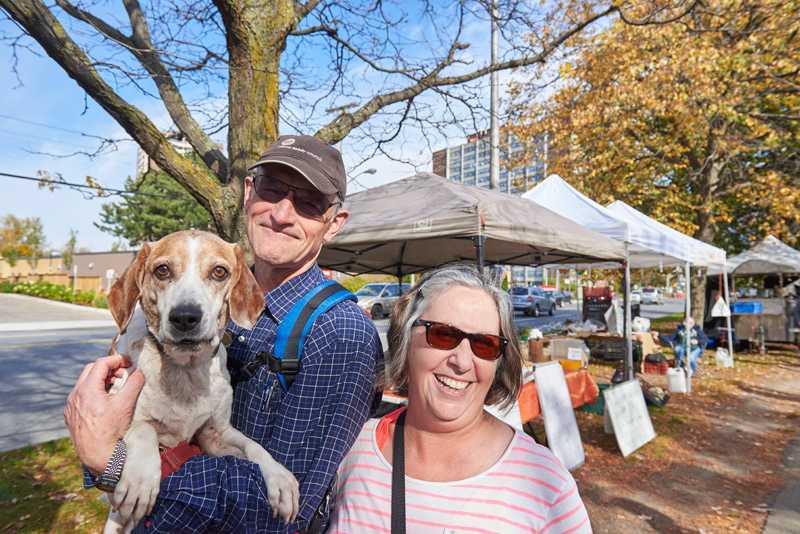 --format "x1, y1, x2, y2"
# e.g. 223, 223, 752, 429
508, 0, 800, 254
